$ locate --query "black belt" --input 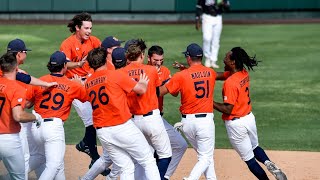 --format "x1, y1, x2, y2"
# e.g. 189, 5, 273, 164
231, 112, 251, 121
143, 111, 153, 117
132, 110, 154, 118
181, 114, 207, 118
96, 127, 102, 129
44, 118, 54, 122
